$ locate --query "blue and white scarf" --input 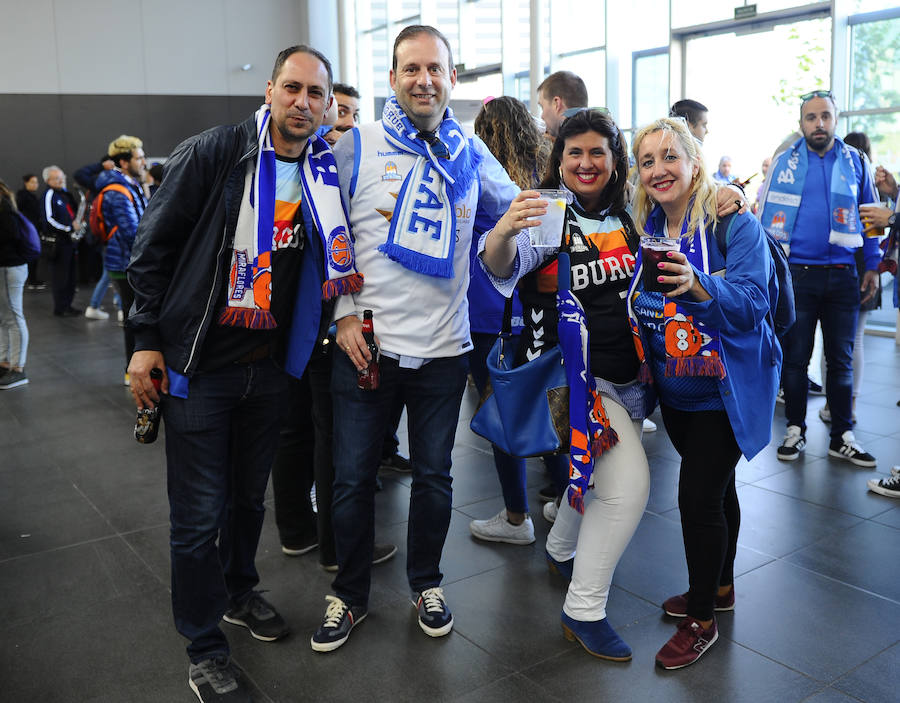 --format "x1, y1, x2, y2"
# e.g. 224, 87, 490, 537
220, 105, 362, 329
761, 136, 863, 249
378, 97, 482, 278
